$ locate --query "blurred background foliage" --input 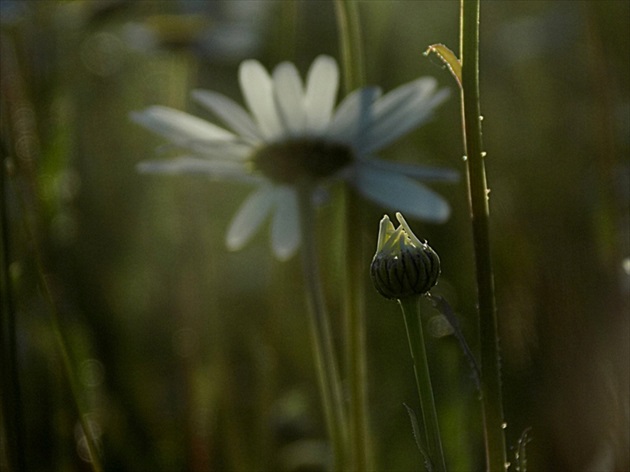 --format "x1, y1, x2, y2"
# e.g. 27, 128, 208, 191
1, 1, 628, 471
